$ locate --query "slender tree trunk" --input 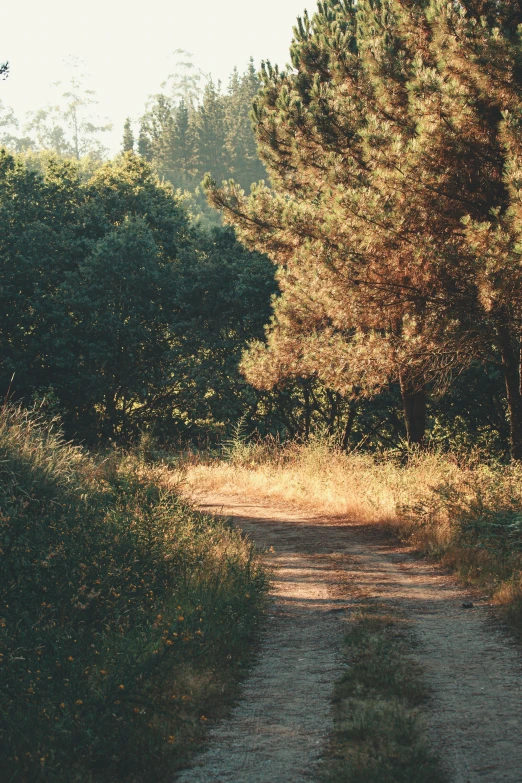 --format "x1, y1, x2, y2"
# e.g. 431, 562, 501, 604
399, 373, 426, 446
498, 326, 522, 461
303, 382, 311, 440
341, 403, 357, 451
326, 390, 338, 436
105, 392, 120, 440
